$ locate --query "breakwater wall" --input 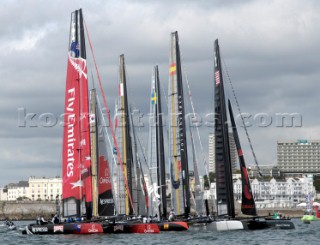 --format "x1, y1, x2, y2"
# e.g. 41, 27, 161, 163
235, 208, 304, 218
0, 201, 56, 220
255, 208, 304, 218
0, 201, 305, 220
